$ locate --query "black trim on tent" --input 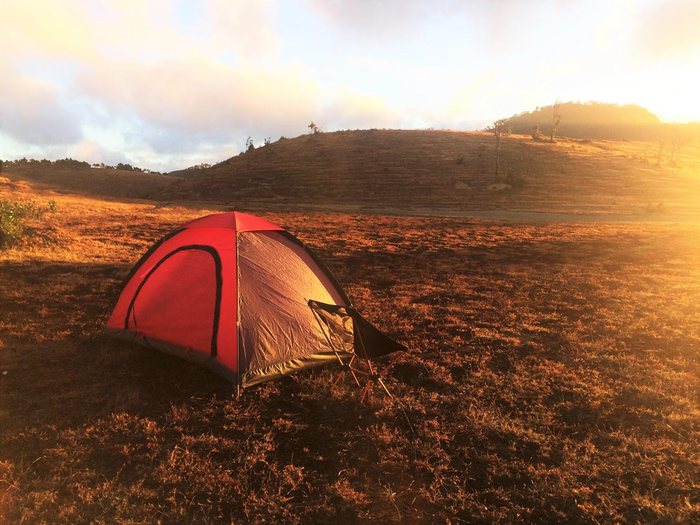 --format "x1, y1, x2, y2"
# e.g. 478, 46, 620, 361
117, 228, 186, 293
106, 228, 185, 319
275, 230, 352, 306
124, 244, 224, 357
